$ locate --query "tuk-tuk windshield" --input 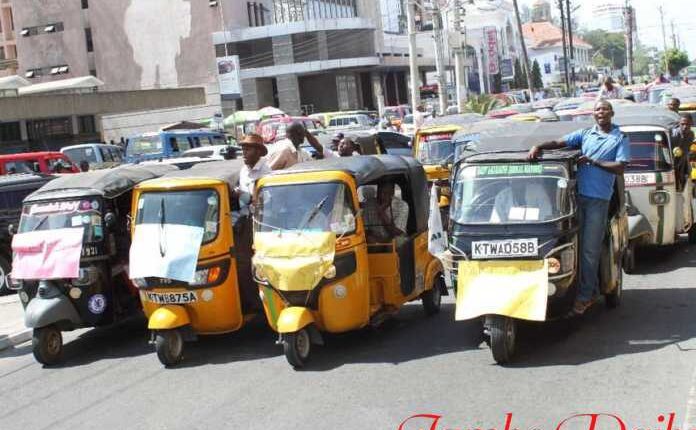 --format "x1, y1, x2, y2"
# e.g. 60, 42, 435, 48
452, 163, 571, 224
418, 133, 455, 164
127, 135, 162, 158
135, 190, 219, 243
256, 182, 355, 234
19, 199, 104, 242
624, 131, 672, 172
